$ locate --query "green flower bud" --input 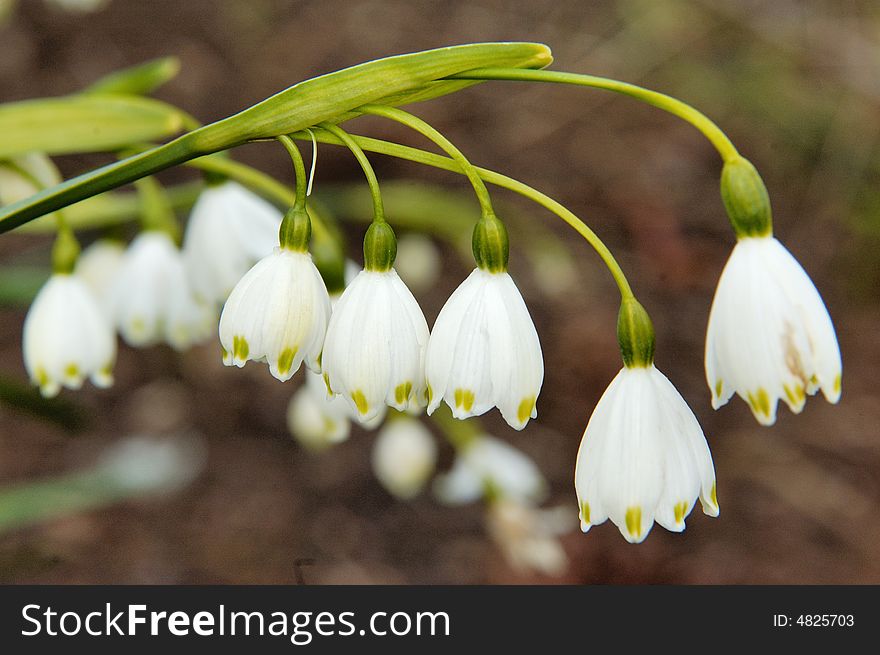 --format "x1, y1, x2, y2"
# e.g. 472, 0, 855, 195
720, 156, 773, 238
278, 206, 312, 253
617, 297, 655, 368
364, 221, 397, 272
472, 214, 509, 273
51, 227, 81, 274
